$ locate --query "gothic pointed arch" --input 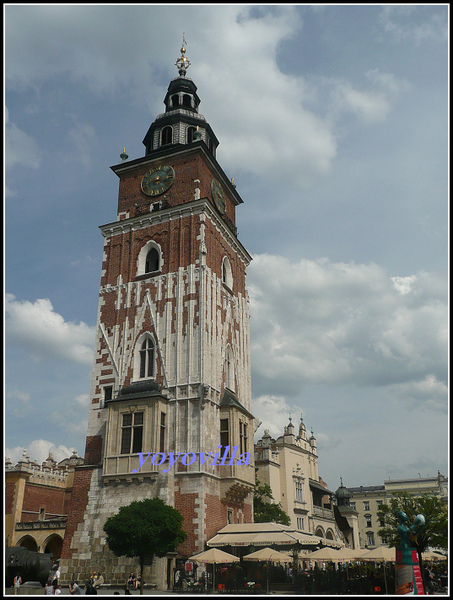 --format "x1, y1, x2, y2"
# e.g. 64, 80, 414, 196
222, 256, 233, 289
132, 332, 157, 382
136, 240, 163, 277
